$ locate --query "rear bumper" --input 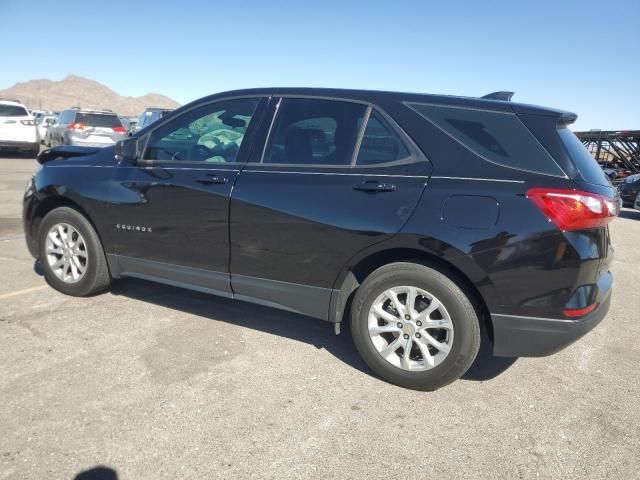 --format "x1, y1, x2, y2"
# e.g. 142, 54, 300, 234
491, 278, 611, 357
0, 140, 38, 151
